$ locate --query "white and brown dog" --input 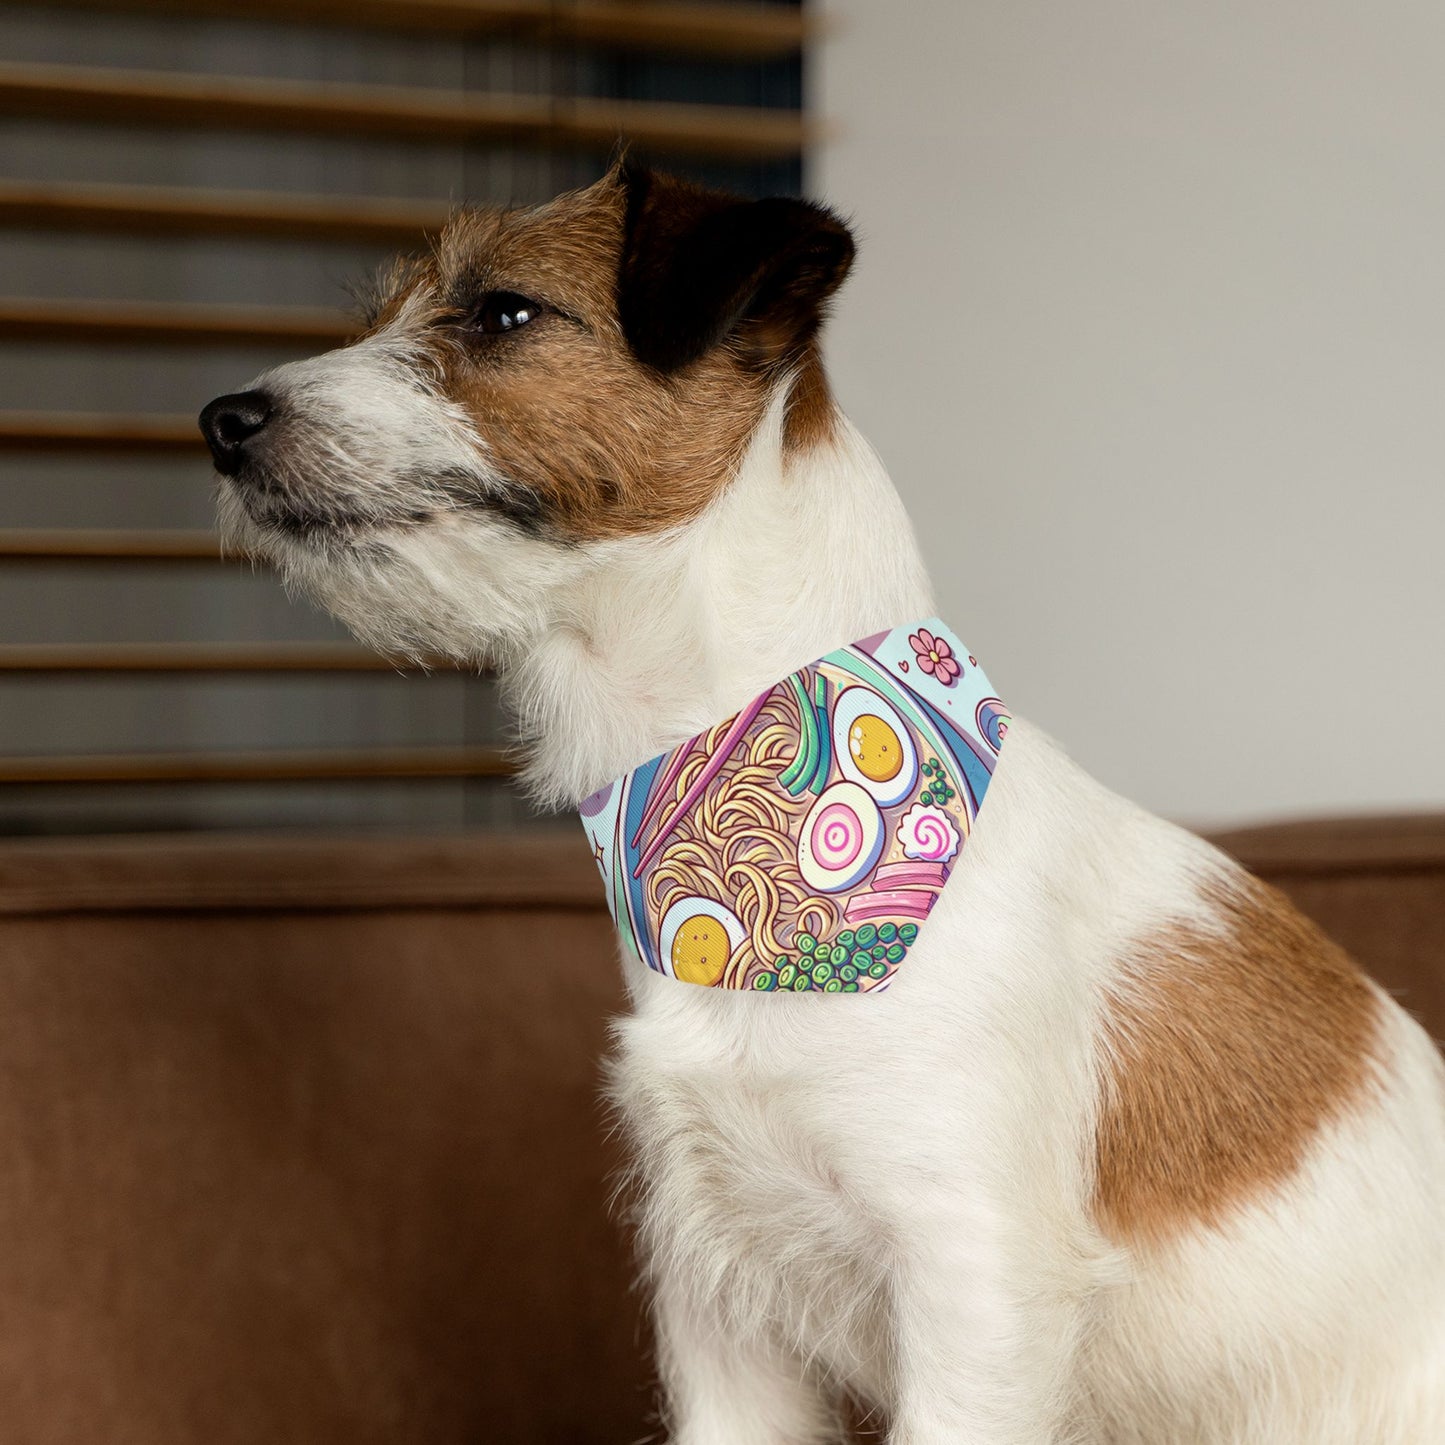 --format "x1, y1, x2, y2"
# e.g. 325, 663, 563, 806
201, 164, 1445, 1444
